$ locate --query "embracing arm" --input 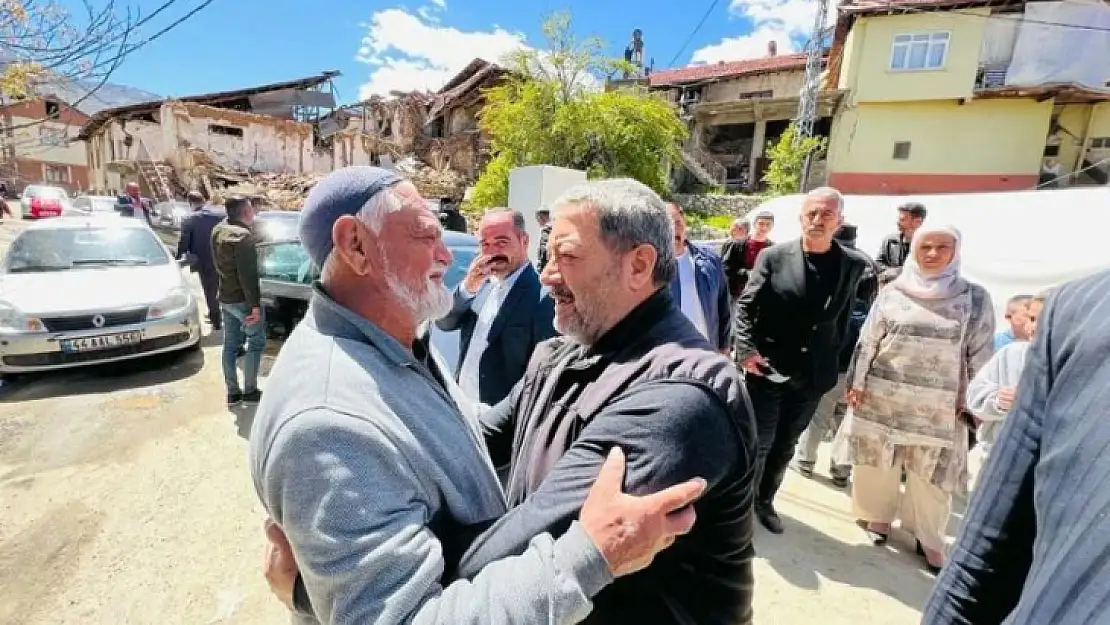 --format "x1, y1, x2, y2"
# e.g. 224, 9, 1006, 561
457, 379, 742, 578
261, 409, 609, 625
